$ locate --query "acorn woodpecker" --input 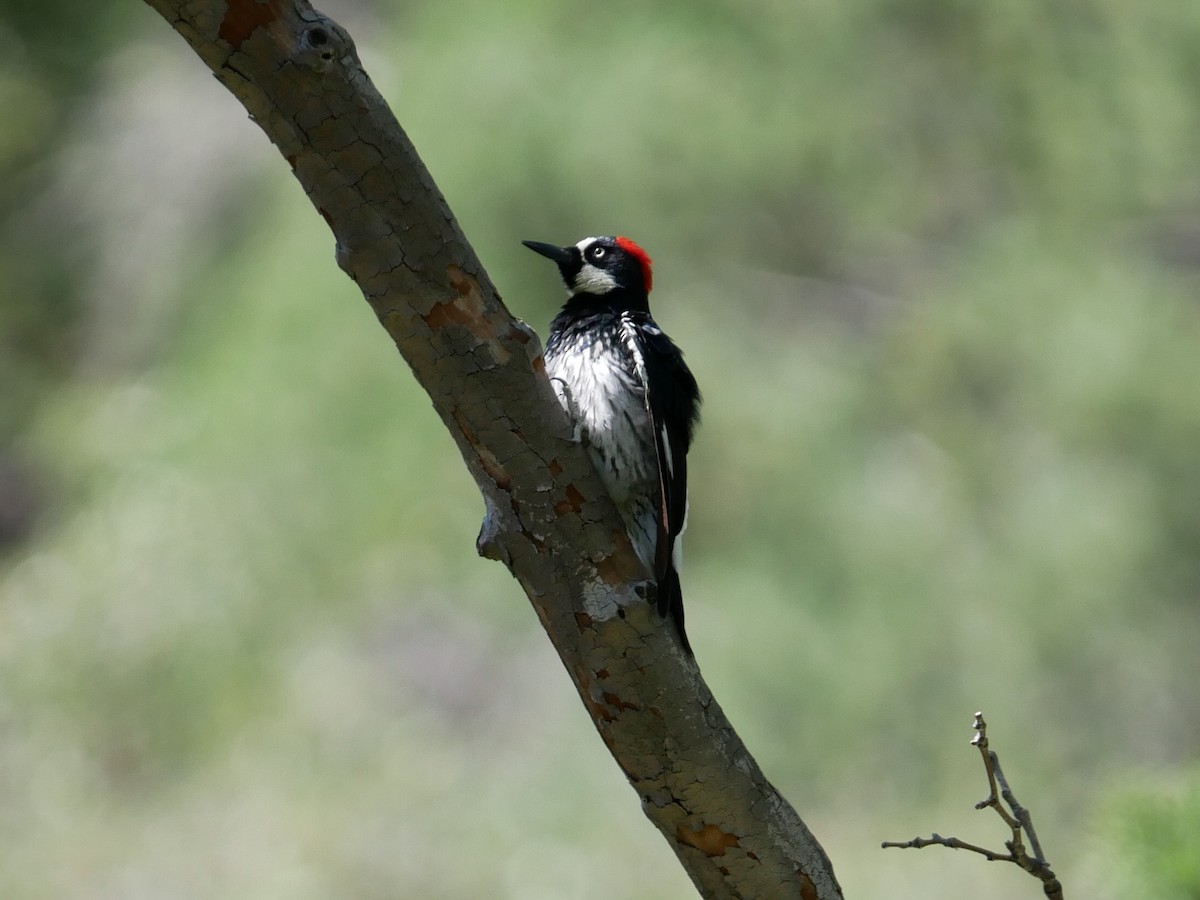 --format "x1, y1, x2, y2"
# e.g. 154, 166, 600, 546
523, 235, 701, 654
